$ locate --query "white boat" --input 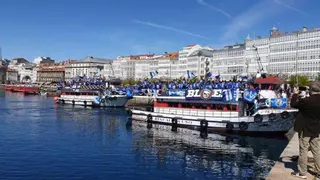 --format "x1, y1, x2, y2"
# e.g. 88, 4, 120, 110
55, 78, 133, 107
56, 88, 132, 107
130, 77, 298, 135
